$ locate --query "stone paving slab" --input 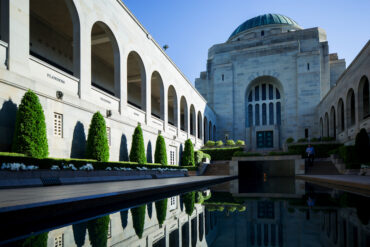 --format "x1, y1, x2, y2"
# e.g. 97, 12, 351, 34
0, 175, 234, 212
297, 175, 370, 192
